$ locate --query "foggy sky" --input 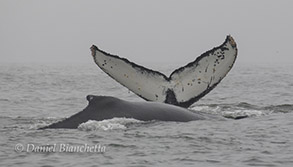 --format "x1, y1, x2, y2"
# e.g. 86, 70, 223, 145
1, 0, 292, 65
